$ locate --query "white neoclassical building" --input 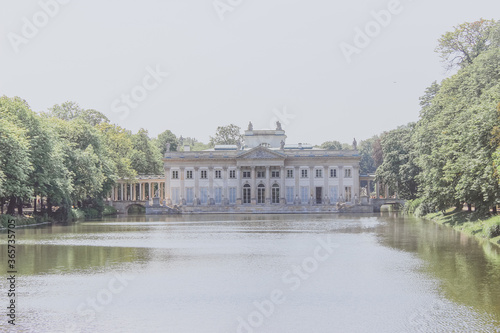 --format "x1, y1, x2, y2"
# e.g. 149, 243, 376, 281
162, 124, 361, 212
